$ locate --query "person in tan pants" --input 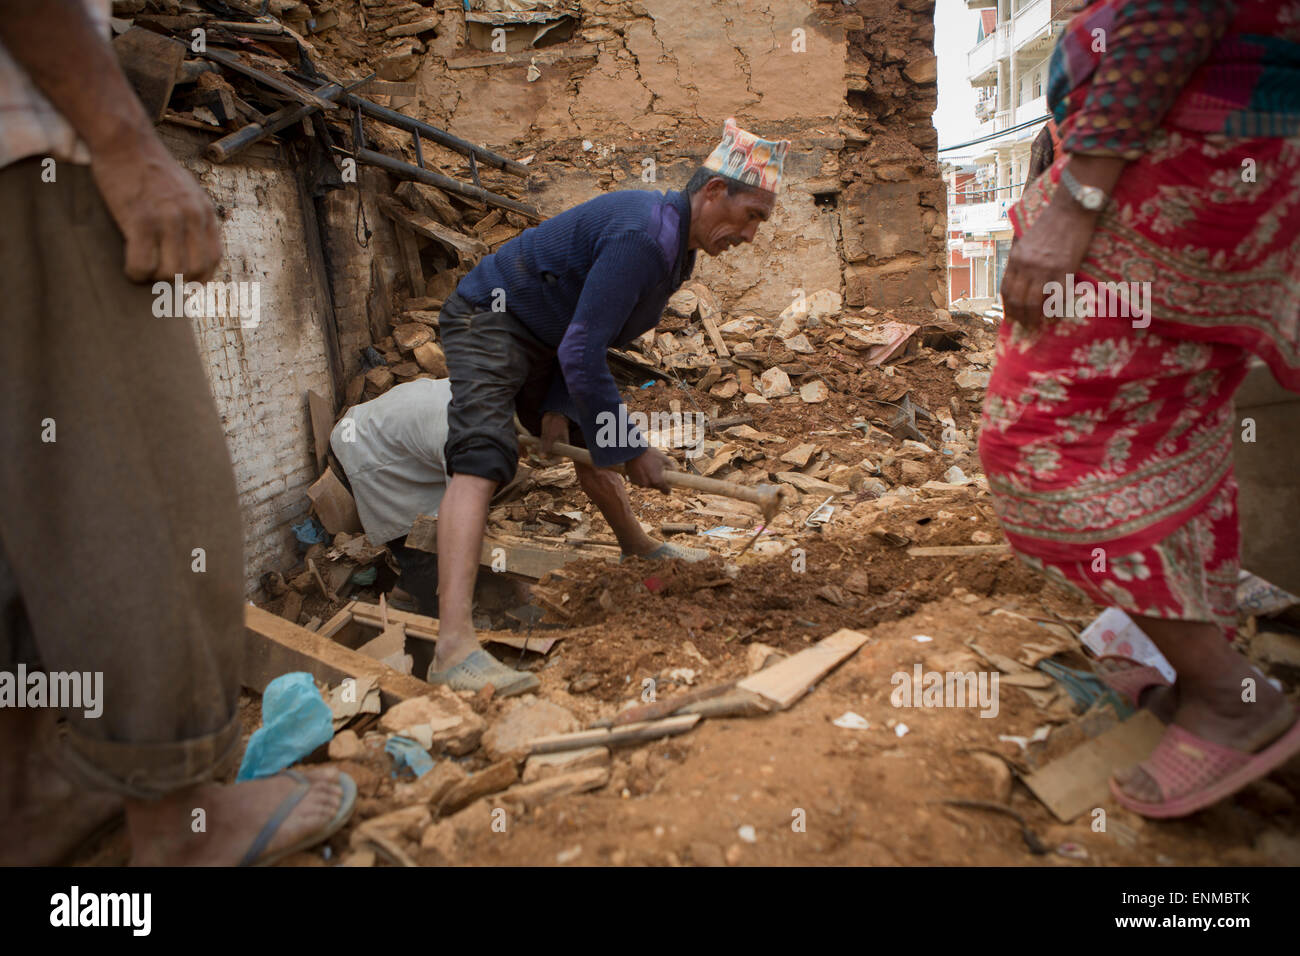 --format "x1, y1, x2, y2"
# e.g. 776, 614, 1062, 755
0, 0, 353, 865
